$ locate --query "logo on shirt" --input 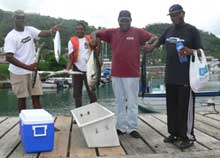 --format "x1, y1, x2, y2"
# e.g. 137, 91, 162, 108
126, 36, 134, 40
21, 36, 31, 43
84, 42, 89, 49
